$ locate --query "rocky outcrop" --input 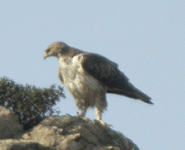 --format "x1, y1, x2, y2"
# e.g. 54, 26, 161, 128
0, 106, 23, 139
0, 140, 51, 150
0, 106, 139, 150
